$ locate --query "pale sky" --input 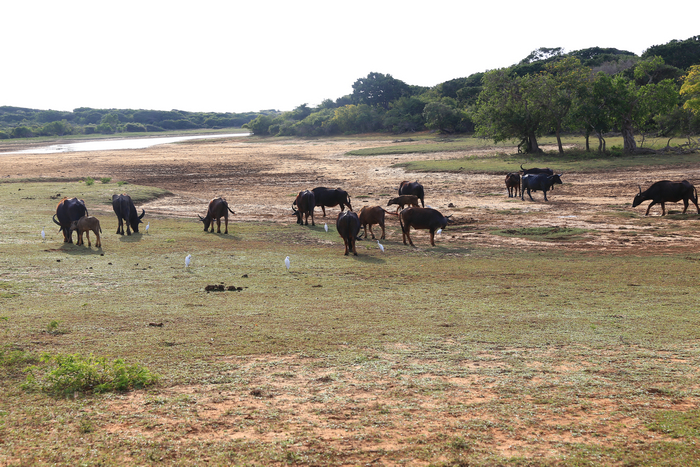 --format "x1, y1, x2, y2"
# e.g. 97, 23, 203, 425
2, 1, 698, 114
